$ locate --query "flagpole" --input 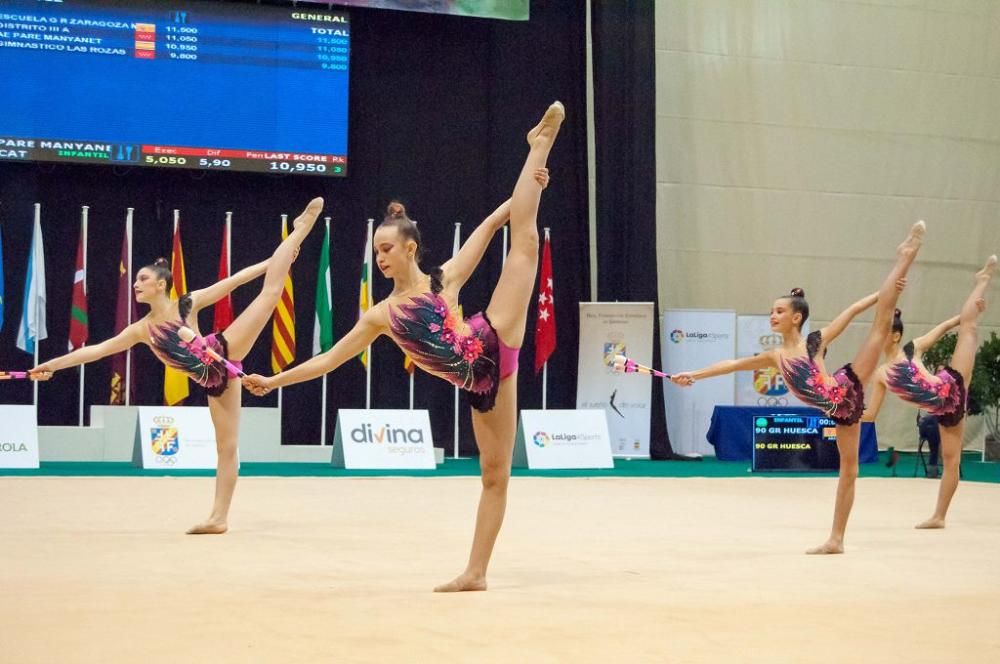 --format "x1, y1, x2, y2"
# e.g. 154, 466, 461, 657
320, 216, 330, 446
225, 210, 232, 275
32, 203, 40, 406
453, 222, 462, 458
364, 218, 373, 410
125, 208, 134, 407
541, 226, 549, 411
78, 206, 88, 426
409, 220, 416, 410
